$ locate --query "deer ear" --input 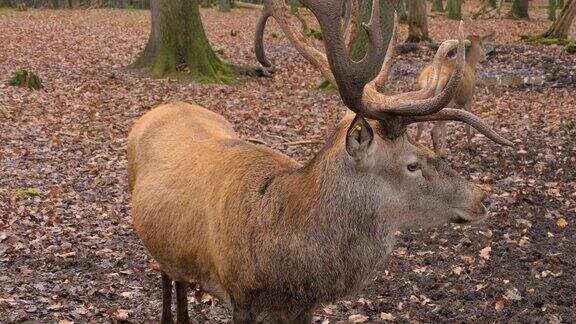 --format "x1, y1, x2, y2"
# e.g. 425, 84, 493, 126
345, 115, 374, 159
